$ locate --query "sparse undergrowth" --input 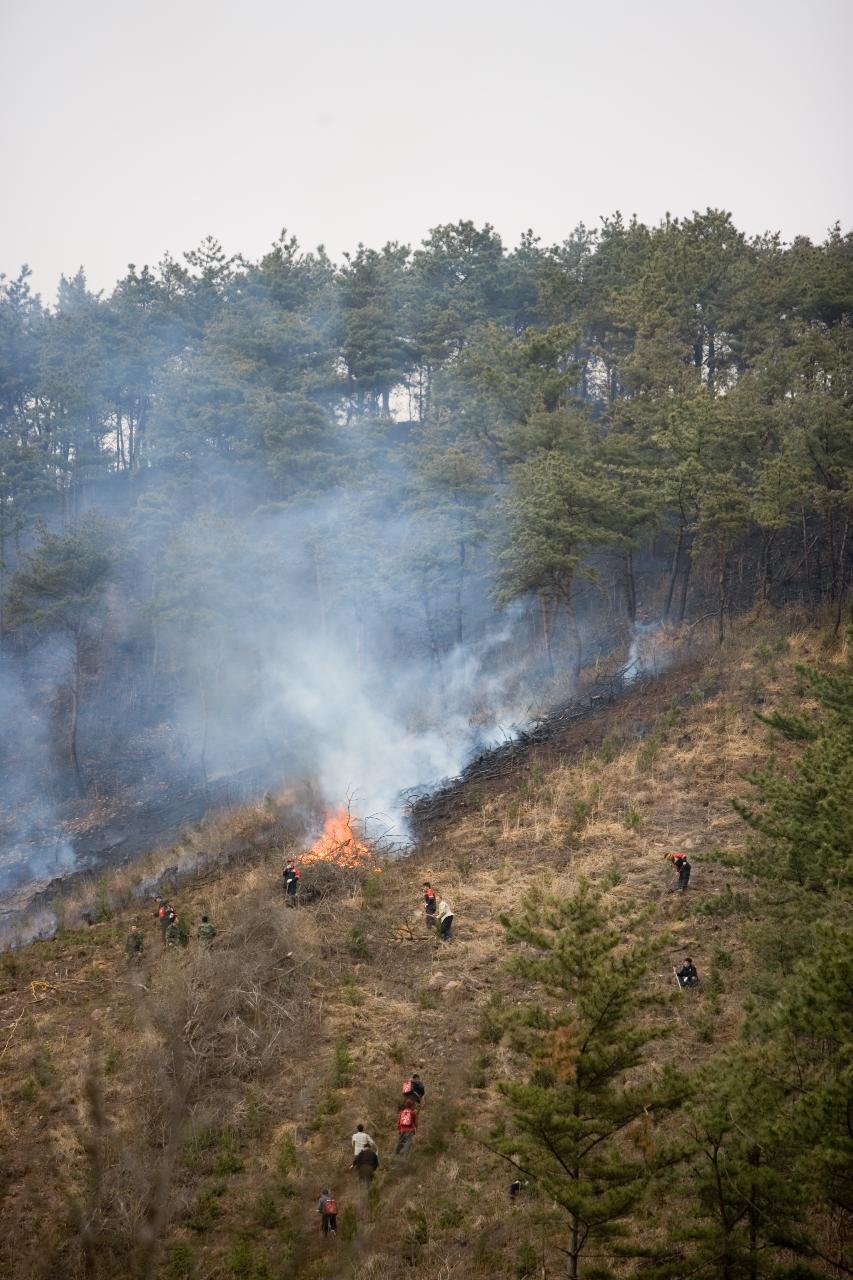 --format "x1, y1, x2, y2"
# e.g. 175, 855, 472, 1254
0, 614, 849, 1279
